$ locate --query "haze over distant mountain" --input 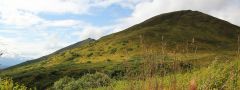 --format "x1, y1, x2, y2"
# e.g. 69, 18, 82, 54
1, 10, 240, 89
0, 56, 30, 68
0, 52, 29, 69
4, 38, 96, 69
